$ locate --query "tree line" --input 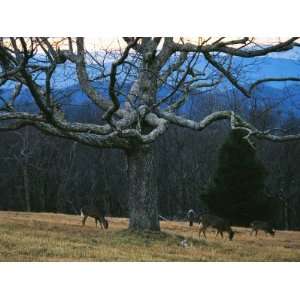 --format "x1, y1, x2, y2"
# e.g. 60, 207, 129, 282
1, 90, 300, 230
